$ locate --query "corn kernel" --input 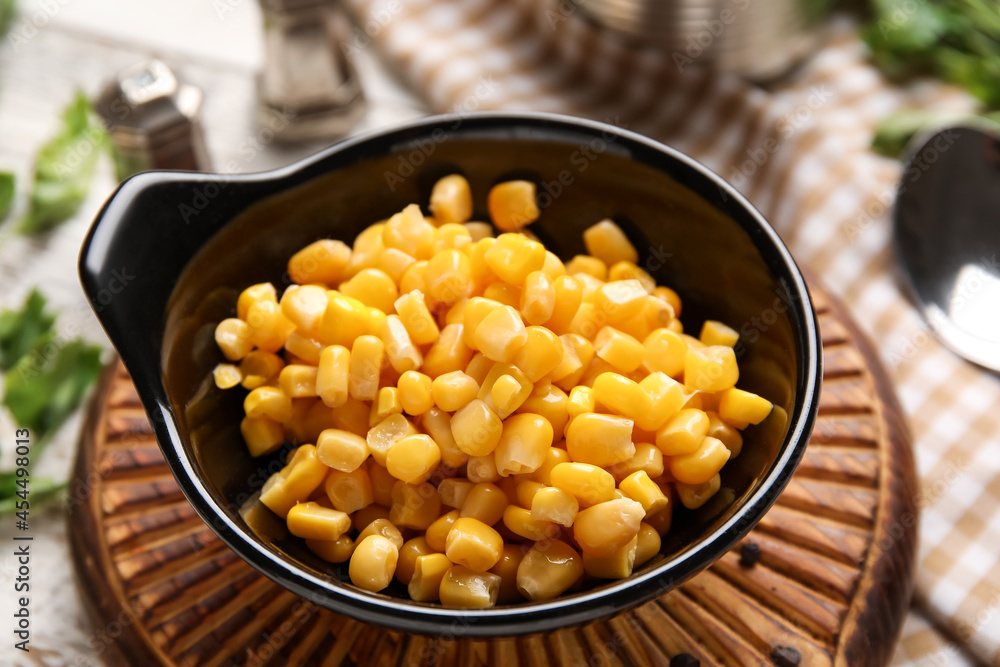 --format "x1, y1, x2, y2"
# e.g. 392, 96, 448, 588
608, 260, 655, 292
583, 535, 638, 579
512, 326, 563, 383
582, 220, 638, 266
357, 517, 405, 550
530, 486, 579, 527
429, 174, 473, 225
593, 326, 645, 373
501, 504, 558, 541
451, 399, 503, 456
517, 383, 569, 436
488, 180, 539, 232
549, 462, 616, 507
422, 407, 469, 469
545, 275, 584, 333
422, 323, 473, 378
707, 410, 743, 457
636, 372, 686, 431
316, 428, 370, 472
473, 305, 527, 363
476, 363, 531, 418
718, 387, 773, 425
339, 268, 396, 314
431, 371, 479, 412
317, 291, 368, 347
306, 535, 355, 563
519, 270, 556, 325
433, 223, 474, 253
494, 413, 554, 477
215, 318, 254, 361
346, 223, 385, 276
425, 248, 471, 306
408, 552, 453, 602
383, 204, 435, 259
369, 386, 402, 426
567, 302, 605, 341
565, 412, 635, 467
684, 345, 739, 392
373, 246, 415, 283
462, 297, 503, 347
399, 259, 428, 294
244, 386, 292, 422
241, 416, 284, 457
514, 480, 545, 508
573, 497, 644, 557
484, 233, 546, 285
280, 284, 329, 335
367, 413, 416, 466
214, 363, 242, 390
390, 481, 441, 529
564, 255, 606, 281
516, 540, 583, 601
609, 442, 664, 483
591, 371, 649, 421
349, 535, 398, 592
700, 320, 739, 347
465, 353, 493, 385
460, 482, 508, 525
438, 478, 475, 509
421, 509, 460, 552
279, 364, 318, 398
245, 300, 295, 353
445, 296, 468, 326
655, 408, 710, 456
676, 474, 722, 509
396, 536, 434, 584
490, 544, 524, 604
482, 280, 522, 308
670, 436, 731, 485
386, 433, 441, 484
528, 446, 570, 485
289, 239, 351, 285
566, 386, 595, 421
619, 471, 669, 515
594, 281, 648, 329
439, 565, 501, 608
287, 502, 352, 541
467, 454, 501, 483
324, 467, 373, 514
445, 517, 504, 571
633, 523, 661, 566
315, 345, 350, 407
642, 328, 688, 378
547, 333, 591, 387
464, 221, 494, 242
236, 283, 277, 321
645, 496, 673, 536
379, 314, 423, 373
397, 370, 433, 416
353, 503, 391, 533
239, 350, 283, 389
285, 331, 323, 365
